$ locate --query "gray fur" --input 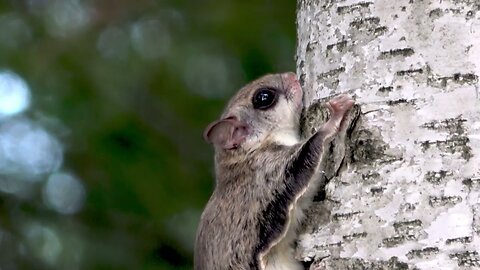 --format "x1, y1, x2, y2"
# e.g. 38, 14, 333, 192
195, 73, 354, 270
